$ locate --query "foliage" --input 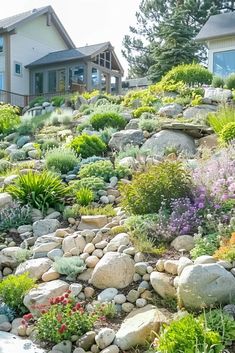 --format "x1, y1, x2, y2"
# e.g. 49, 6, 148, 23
70, 133, 106, 158
120, 161, 191, 215
90, 112, 126, 131
76, 187, 94, 206
95, 302, 117, 319
139, 116, 159, 132
29, 97, 46, 108
0, 273, 35, 315
82, 90, 100, 100
212, 76, 224, 88
79, 160, 130, 181
208, 106, 235, 134
123, 88, 160, 108
225, 73, 235, 90
45, 147, 79, 174
133, 106, 156, 118
0, 104, 20, 134
99, 127, 117, 144
0, 202, 31, 231
0, 303, 16, 322
72, 176, 105, 194
36, 293, 97, 344
92, 102, 124, 114
79, 204, 116, 216
116, 145, 149, 160
161, 63, 212, 87
18, 113, 51, 135
0, 160, 11, 173
190, 233, 219, 260
213, 233, 235, 262
53, 257, 85, 280
0, 148, 7, 159
47, 110, 73, 126
191, 94, 203, 107
63, 204, 81, 220
156, 314, 223, 353
7, 171, 68, 213
220, 122, 235, 144
40, 138, 59, 151
10, 150, 26, 162
50, 96, 65, 107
